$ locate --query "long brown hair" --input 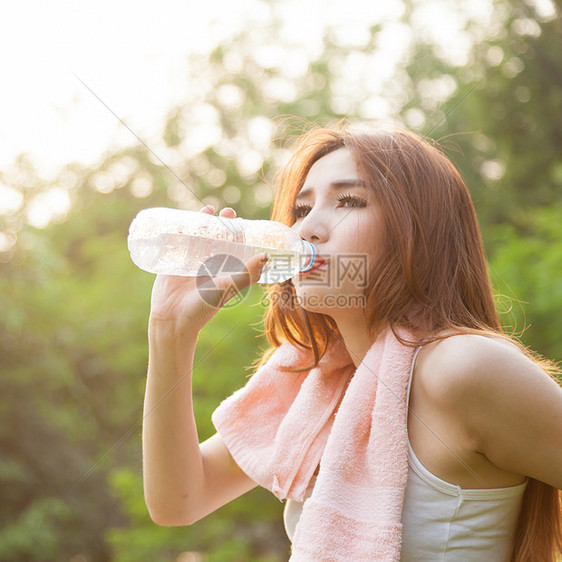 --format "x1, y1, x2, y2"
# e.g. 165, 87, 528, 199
258, 125, 561, 560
